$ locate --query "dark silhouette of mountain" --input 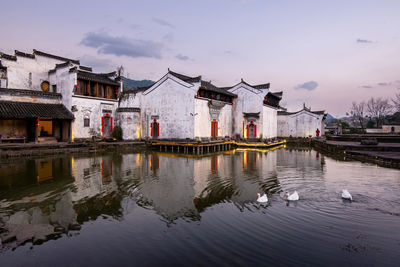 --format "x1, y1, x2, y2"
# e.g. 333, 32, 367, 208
325, 113, 335, 123
123, 77, 155, 91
